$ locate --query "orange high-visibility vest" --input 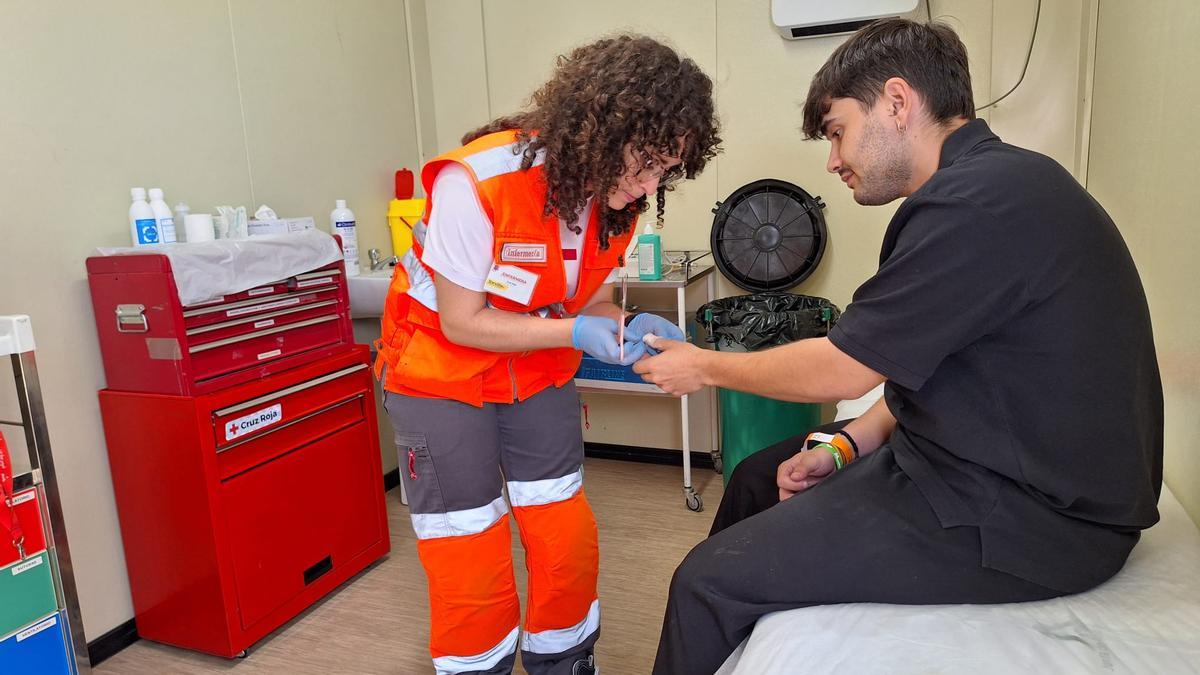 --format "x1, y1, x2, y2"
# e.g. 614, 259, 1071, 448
375, 131, 636, 406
